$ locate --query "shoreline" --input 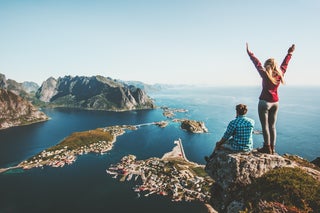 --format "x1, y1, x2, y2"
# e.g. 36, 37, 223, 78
0, 121, 170, 174
0, 117, 50, 131
0, 117, 205, 174
0, 126, 124, 174
0, 166, 20, 173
